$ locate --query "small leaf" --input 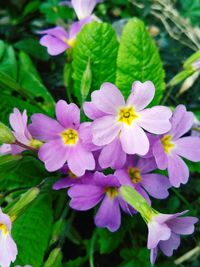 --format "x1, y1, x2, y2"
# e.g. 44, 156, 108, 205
116, 18, 165, 105
72, 21, 119, 104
